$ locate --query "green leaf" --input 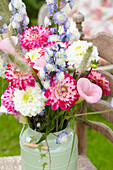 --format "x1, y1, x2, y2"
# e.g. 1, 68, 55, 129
41, 162, 48, 170
74, 117, 90, 123
40, 153, 47, 160
37, 124, 55, 144
30, 67, 43, 89
37, 143, 44, 152
29, 136, 38, 143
